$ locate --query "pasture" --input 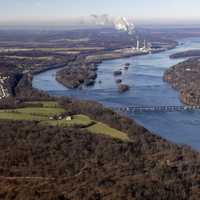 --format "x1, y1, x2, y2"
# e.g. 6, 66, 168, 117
0, 101, 129, 141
